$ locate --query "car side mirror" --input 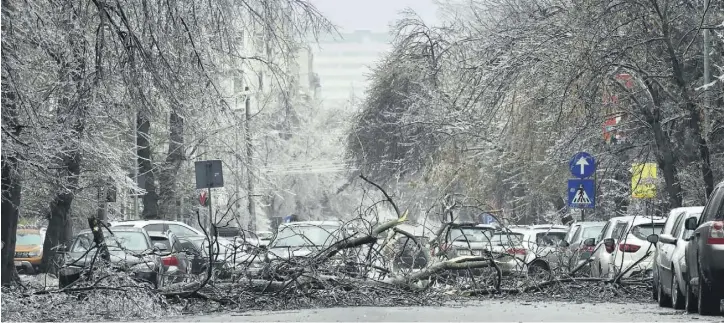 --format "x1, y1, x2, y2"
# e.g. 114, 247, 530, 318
684, 217, 698, 230
646, 234, 659, 244
583, 238, 596, 247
